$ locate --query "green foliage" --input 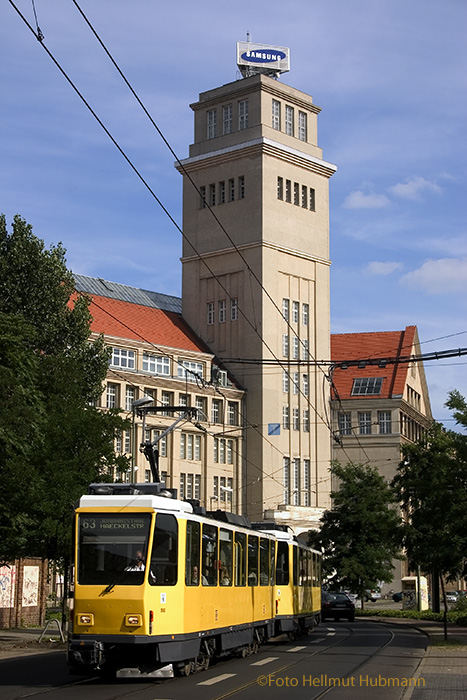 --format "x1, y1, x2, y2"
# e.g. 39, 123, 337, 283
392, 406, 467, 583
0, 215, 130, 563
356, 608, 466, 623
453, 595, 467, 613
310, 461, 402, 598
